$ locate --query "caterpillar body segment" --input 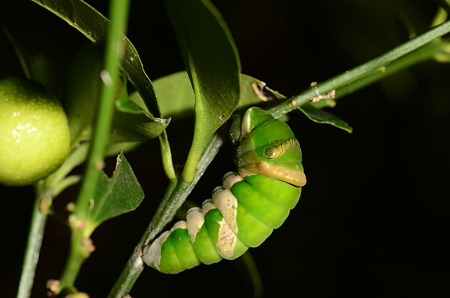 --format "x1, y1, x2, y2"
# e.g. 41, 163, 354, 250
142, 107, 306, 274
